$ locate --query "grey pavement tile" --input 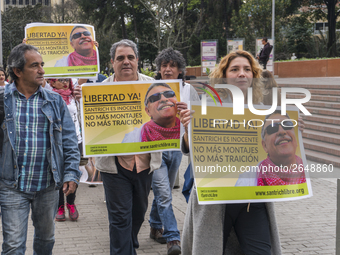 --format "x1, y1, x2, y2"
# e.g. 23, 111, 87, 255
0, 154, 338, 254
